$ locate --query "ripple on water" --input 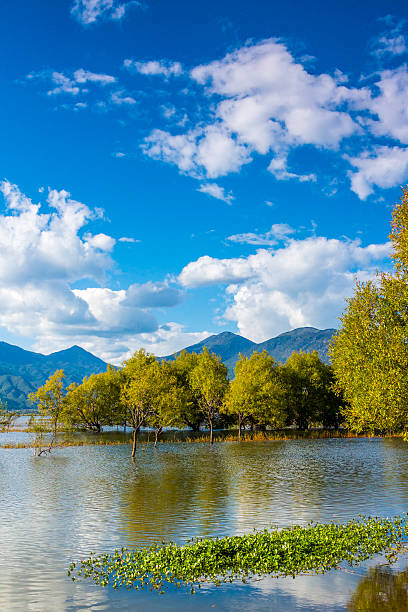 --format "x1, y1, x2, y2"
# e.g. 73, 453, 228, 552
1, 437, 408, 611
